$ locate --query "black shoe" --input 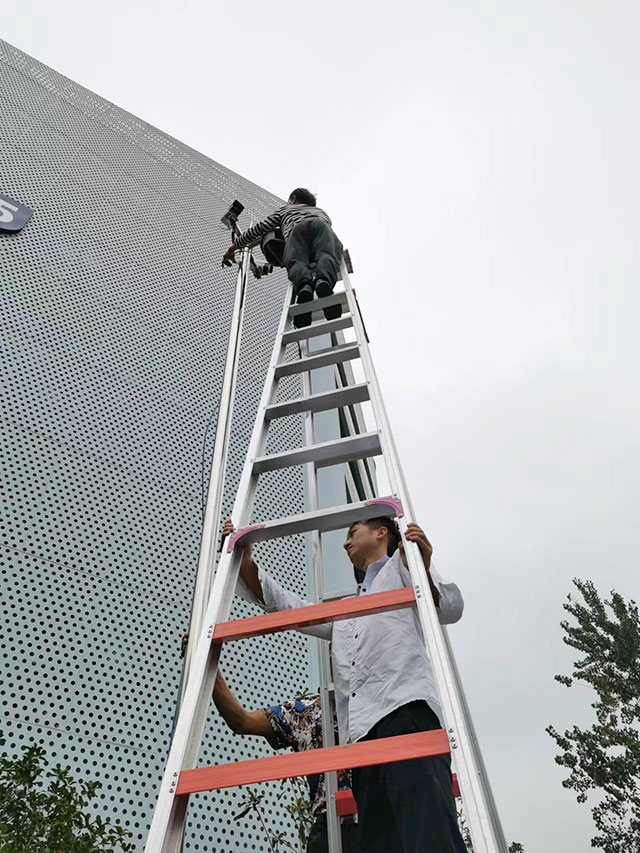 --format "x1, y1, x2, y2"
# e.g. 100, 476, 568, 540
315, 279, 342, 321
293, 283, 313, 328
